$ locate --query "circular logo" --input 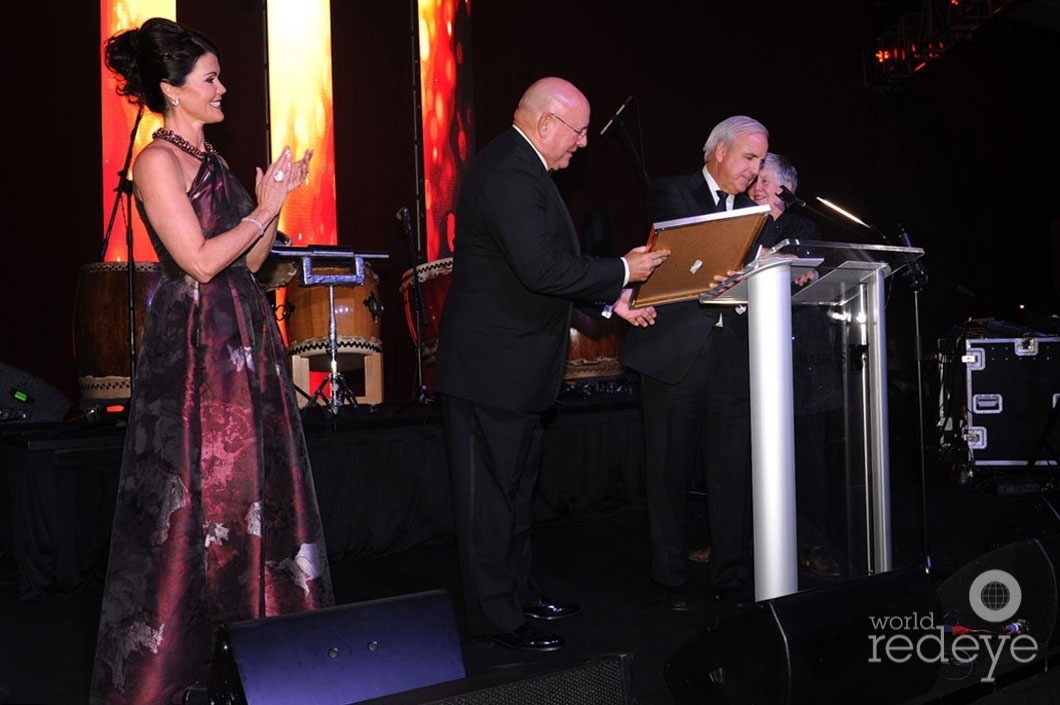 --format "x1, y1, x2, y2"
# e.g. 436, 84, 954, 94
968, 569, 1021, 622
